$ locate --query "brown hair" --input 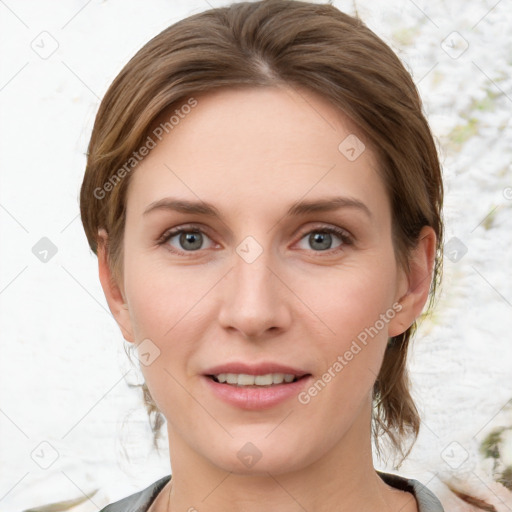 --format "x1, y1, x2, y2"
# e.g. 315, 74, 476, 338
80, 0, 443, 463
